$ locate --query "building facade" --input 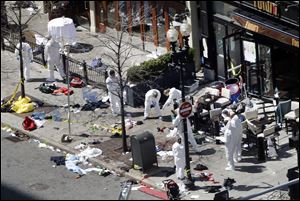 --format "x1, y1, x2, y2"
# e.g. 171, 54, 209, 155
89, 1, 186, 50
196, 1, 299, 100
